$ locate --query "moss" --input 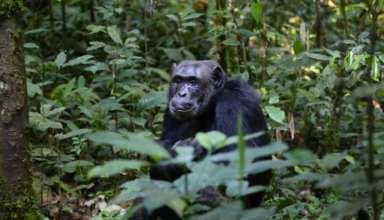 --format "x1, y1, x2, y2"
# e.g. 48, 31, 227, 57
0, 0, 24, 18
0, 177, 43, 220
